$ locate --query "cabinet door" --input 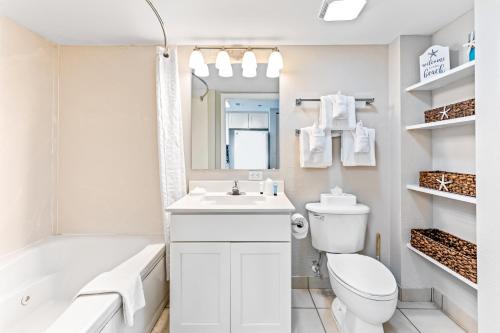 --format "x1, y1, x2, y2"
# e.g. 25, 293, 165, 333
228, 113, 249, 128
248, 113, 269, 129
230, 243, 291, 333
170, 243, 230, 333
